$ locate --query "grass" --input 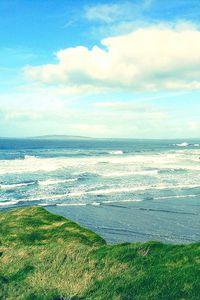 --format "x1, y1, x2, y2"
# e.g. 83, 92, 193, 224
0, 206, 199, 299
